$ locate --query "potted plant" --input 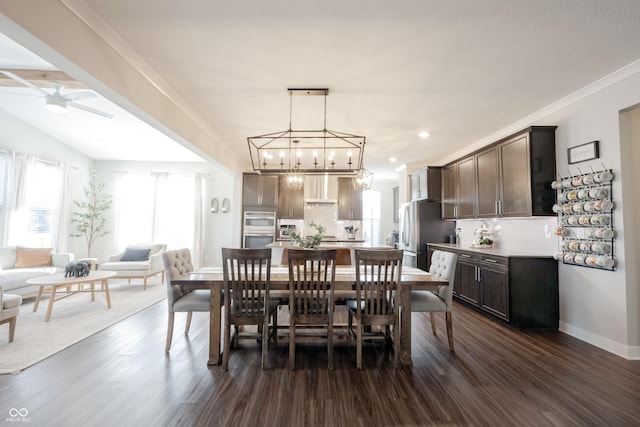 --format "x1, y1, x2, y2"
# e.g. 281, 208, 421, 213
289, 222, 326, 248
344, 225, 358, 240
70, 177, 112, 258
